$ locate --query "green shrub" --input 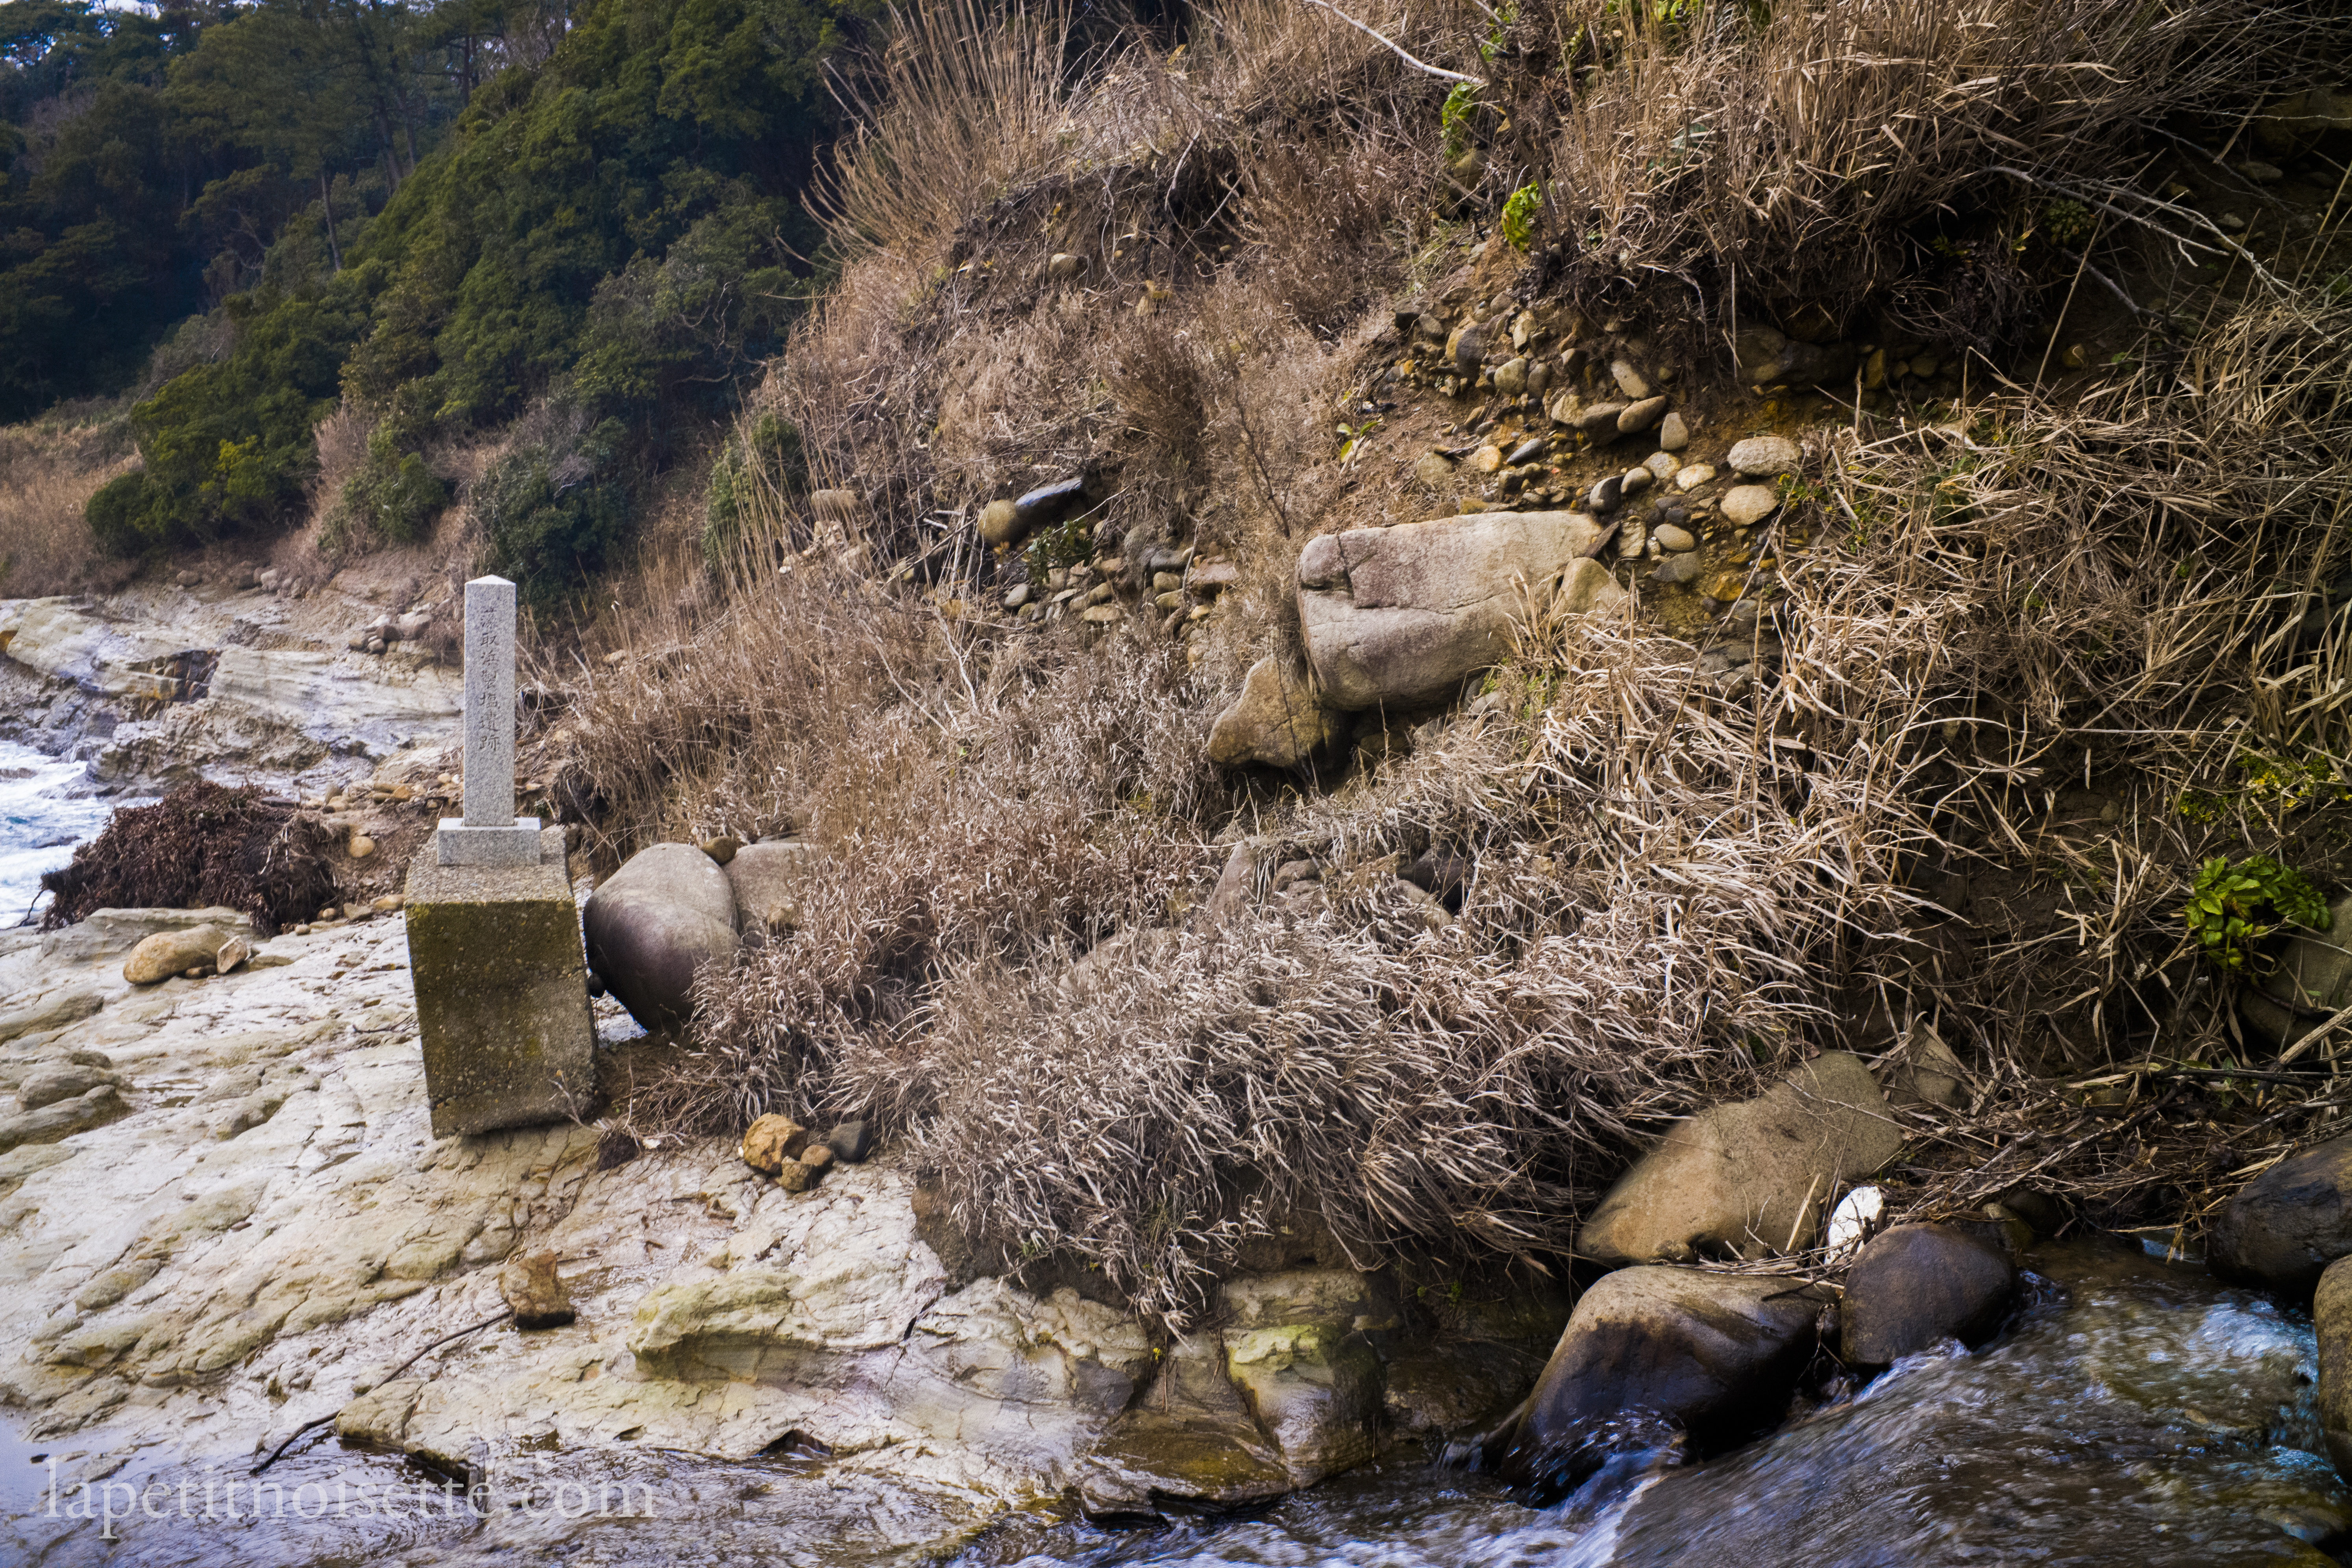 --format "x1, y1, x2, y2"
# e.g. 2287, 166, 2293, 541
2184, 855, 2330, 972
334, 425, 449, 547
476, 419, 631, 611
701, 412, 806, 568
85, 472, 168, 557
1502, 183, 1542, 252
